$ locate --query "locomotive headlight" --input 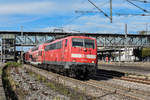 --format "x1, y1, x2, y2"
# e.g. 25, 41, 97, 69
72, 59, 76, 62
92, 61, 94, 63
71, 54, 82, 58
